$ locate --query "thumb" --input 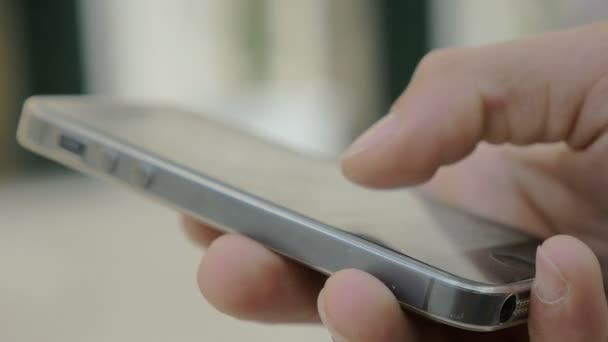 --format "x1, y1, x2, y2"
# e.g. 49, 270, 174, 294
528, 235, 608, 342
